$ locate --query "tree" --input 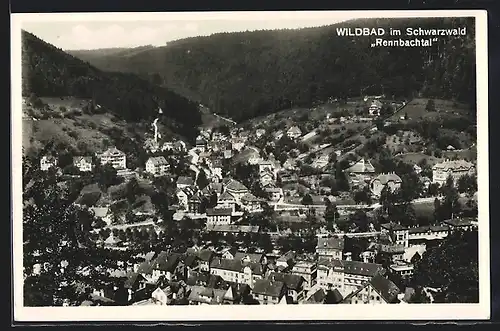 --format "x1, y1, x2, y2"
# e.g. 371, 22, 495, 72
353, 187, 371, 205
349, 210, 370, 233
125, 177, 141, 204
301, 194, 313, 206
457, 174, 477, 196
425, 99, 436, 112
324, 199, 339, 231
410, 230, 478, 303
23, 172, 122, 306
95, 163, 119, 191
196, 170, 210, 190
